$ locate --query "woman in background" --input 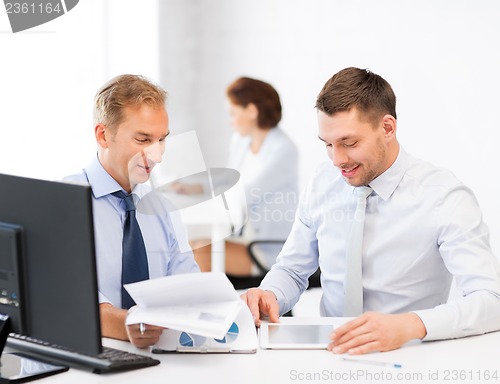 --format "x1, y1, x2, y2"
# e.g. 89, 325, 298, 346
173, 77, 299, 276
